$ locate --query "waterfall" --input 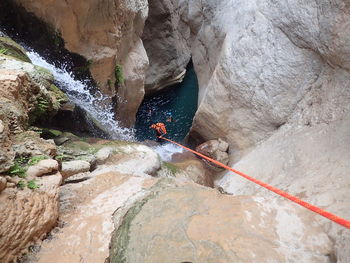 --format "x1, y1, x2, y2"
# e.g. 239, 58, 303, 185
27, 51, 135, 141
